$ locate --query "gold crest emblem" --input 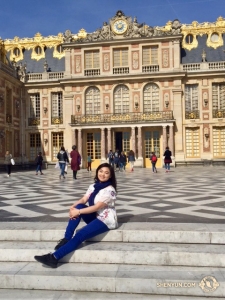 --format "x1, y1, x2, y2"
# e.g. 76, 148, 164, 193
199, 276, 219, 293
